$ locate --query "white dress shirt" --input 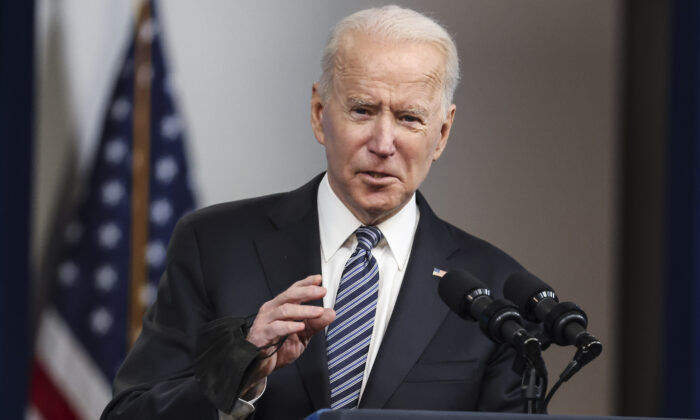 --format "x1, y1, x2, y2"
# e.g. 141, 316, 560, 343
317, 173, 419, 399
222, 174, 420, 419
